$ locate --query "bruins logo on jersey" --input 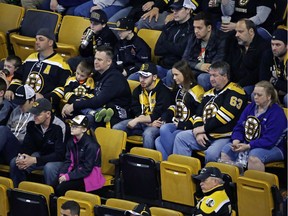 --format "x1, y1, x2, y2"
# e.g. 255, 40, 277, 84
73, 86, 87, 97
25, 72, 44, 93
175, 100, 190, 121
239, 0, 249, 6
244, 116, 261, 142
203, 103, 218, 123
